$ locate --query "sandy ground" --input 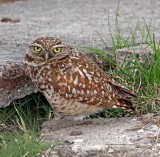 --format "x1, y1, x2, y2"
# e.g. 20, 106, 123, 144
41, 115, 160, 157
